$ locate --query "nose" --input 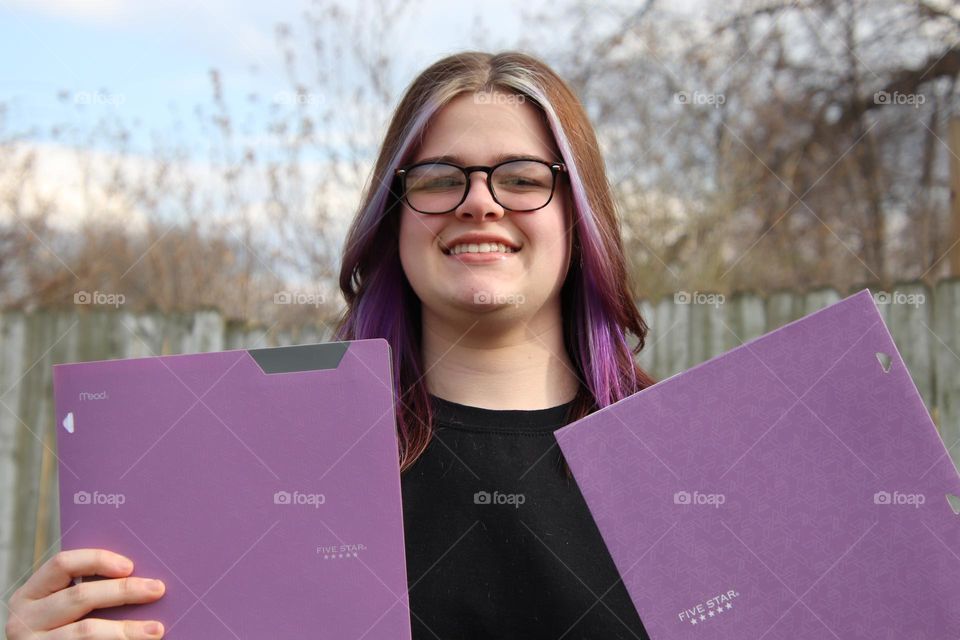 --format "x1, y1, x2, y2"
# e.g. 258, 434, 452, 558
453, 170, 505, 221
